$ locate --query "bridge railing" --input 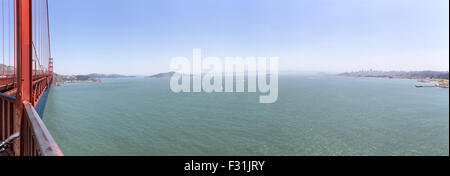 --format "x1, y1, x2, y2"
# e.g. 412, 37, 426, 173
20, 103, 62, 156
32, 75, 50, 106
1, 93, 62, 156
0, 93, 15, 156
